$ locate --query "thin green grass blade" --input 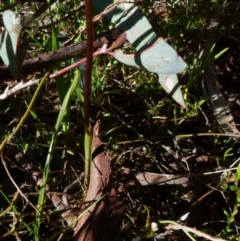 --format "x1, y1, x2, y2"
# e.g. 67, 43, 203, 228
214, 47, 229, 59
56, 76, 71, 132
74, 75, 92, 185
102, 125, 124, 136
0, 68, 54, 153
235, 163, 240, 183
46, 0, 71, 132
34, 70, 80, 241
